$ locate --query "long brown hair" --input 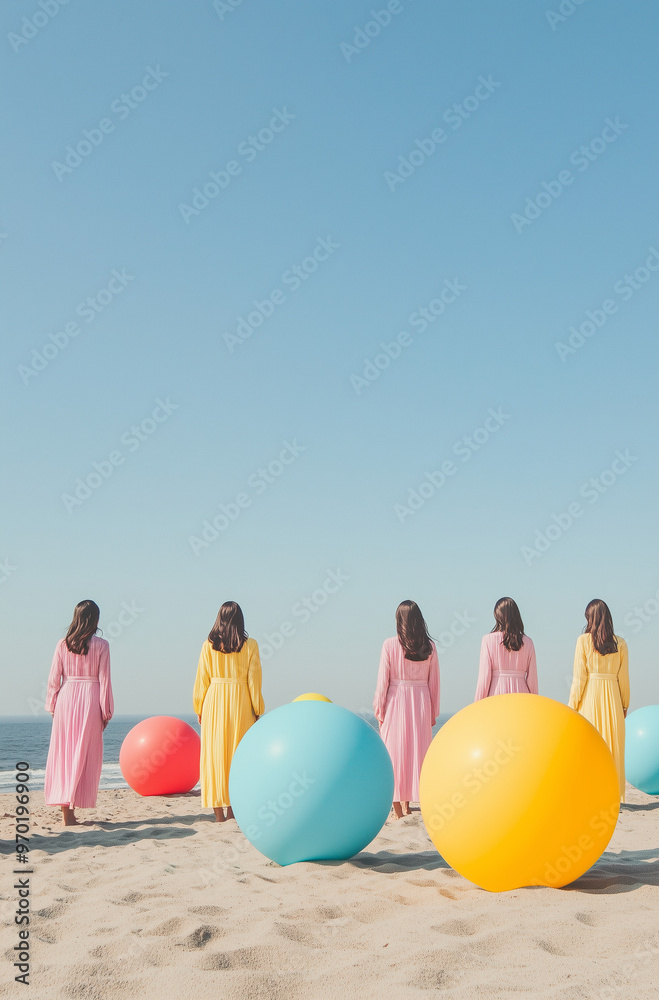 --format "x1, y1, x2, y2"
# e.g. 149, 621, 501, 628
396, 600, 433, 661
65, 600, 100, 655
208, 601, 247, 653
584, 599, 618, 655
492, 597, 525, 652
